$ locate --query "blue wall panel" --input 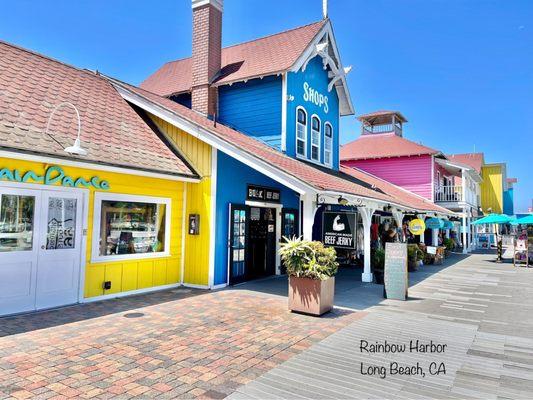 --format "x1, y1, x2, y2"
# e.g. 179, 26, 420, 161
214, 151, 300, 285
286, 56, 340, 170
503, 188, 514, 215
218, 75, 282, 149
